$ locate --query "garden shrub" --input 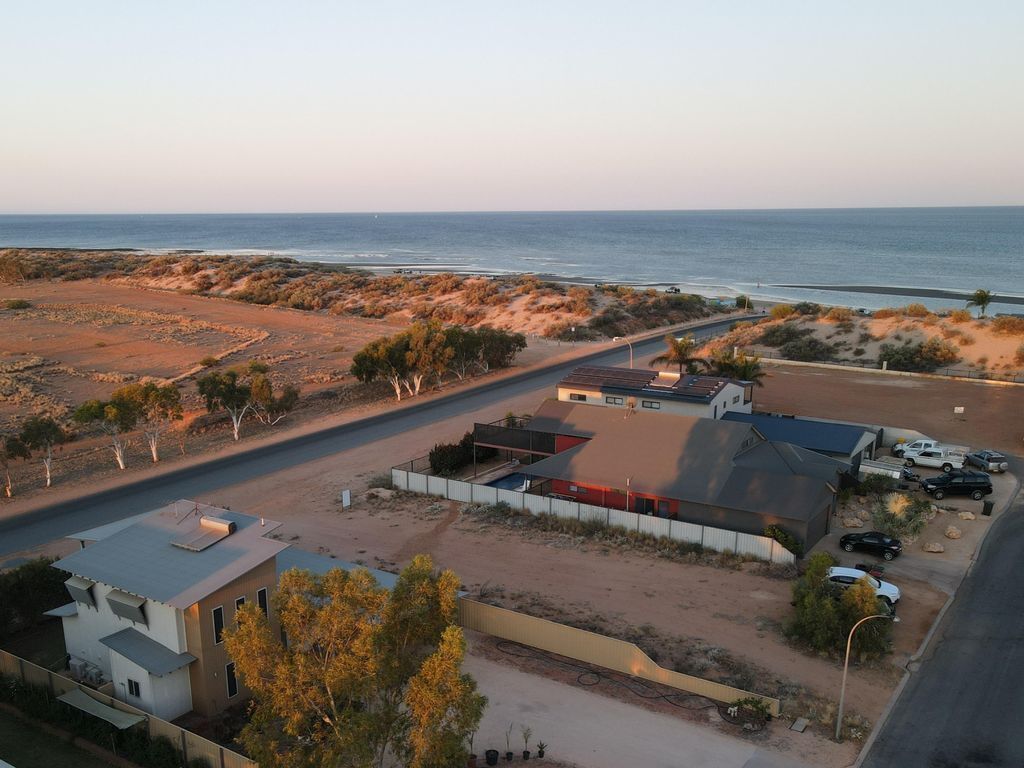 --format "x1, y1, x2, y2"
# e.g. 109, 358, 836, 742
428, 432, 496, 476
857, 474, 897, 497
3, 299, 31, 309
735, 295, 751, 309
878, 337, 959, 372
872, 492, 931, 539
763, 525, 803, 556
